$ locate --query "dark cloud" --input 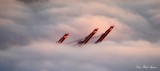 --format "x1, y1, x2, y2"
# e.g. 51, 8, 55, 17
0, 26, 29, 49
17, 0, 48, 4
